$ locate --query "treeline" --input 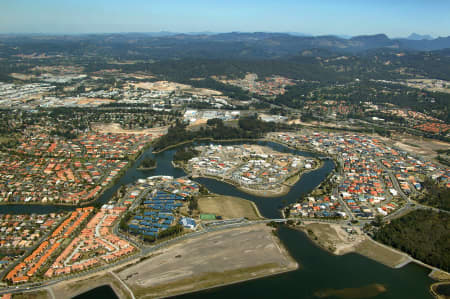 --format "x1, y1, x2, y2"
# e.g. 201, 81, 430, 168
416, 178, 450, 211
187, 78, 253, 101
157, 224, 184, 239
153, 117, 294, 151
320, 81, 450, 121
274, 82, 322, 108
173, 148, 199, 162
139, 224, 184, 243
374, 210, 450, 271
